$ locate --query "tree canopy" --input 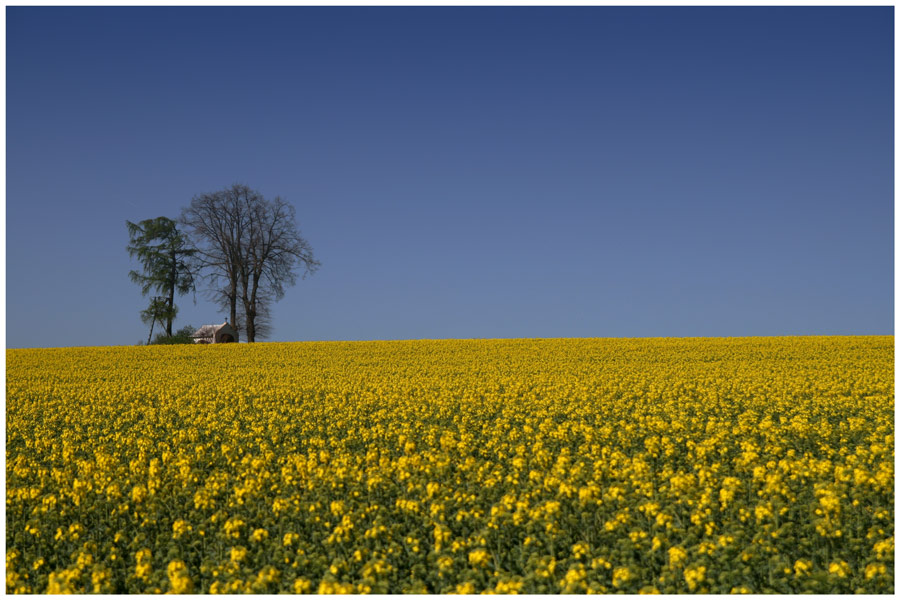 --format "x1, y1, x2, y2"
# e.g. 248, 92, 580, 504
181, 184, 319, 342
126, 216, 196, 338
